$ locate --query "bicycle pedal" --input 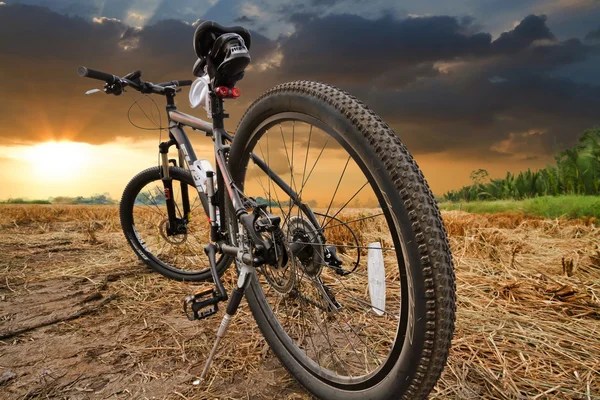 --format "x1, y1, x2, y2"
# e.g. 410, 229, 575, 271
184, 288, 222, 321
